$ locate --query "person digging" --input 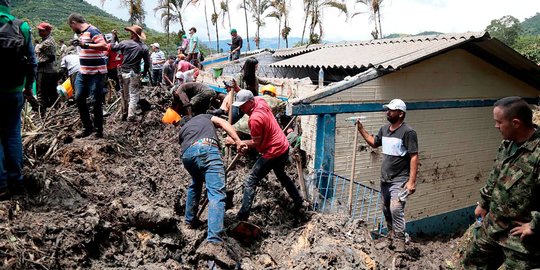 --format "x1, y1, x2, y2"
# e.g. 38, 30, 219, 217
171, 82, 217, 121
178, 112, 246, 268
227, 90, 307, 222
